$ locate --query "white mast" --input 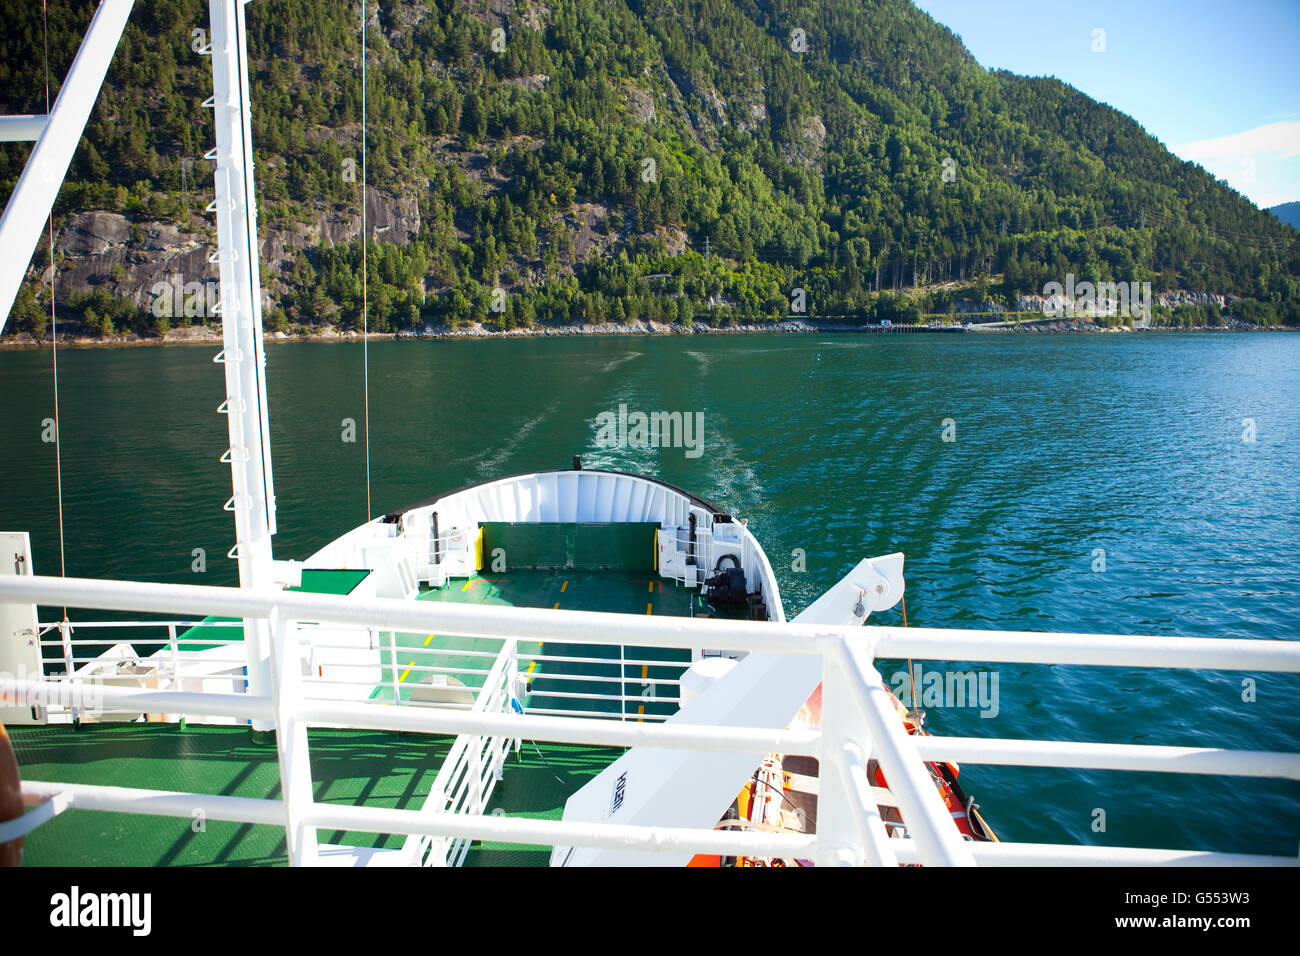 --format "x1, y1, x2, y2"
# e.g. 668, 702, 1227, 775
0, 0, 287, 734
206, 0, 281, 731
